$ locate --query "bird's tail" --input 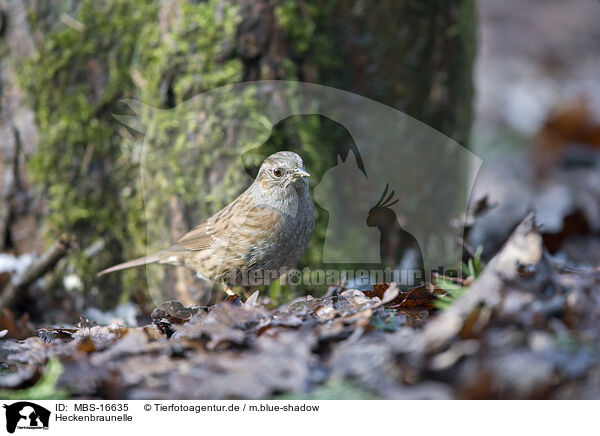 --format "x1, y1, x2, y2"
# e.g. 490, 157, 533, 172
97, 253, 160, 276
